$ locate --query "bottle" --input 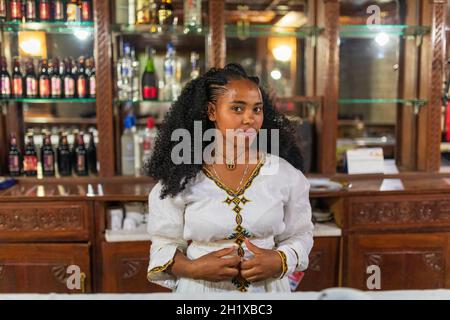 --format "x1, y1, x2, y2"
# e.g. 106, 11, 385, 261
71, 129, 79, 169
8, 134, 22, 176
87, 57, 96, 98
74, 132, 88, 176
63, 58, 75, 98
142, 117, 156, 165
10, 0, 23, 22
23, 133, 38, 176
25, 0, 37, 21
136, 0, 150, 24
53, 0, 65, 21
190, 51, 200, 80
0, 56, 11, 98
25, 59, 37, 98
66, 0, 79, 22
131, 48, 140, 101
128, 0, 136, 25
39, 0, 51, 21
81, 0, 91, 21
57, 132, 72, 176
142, 47, 158, 100
130, 116, 142, 176
76, 56, 88, 98
0, 0, 6, 22
87, 131, 97, 174
184, 0, 201, 31
117, 43, 132, 100
149, 0, 158, 32
12, 58, 23, 98
121, 116, 135, 176
50, 58, 62, 98
163, 42, 176, 101
158, 0, 174, 27
38, 59, 51, 98
41, 133, 55, 176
